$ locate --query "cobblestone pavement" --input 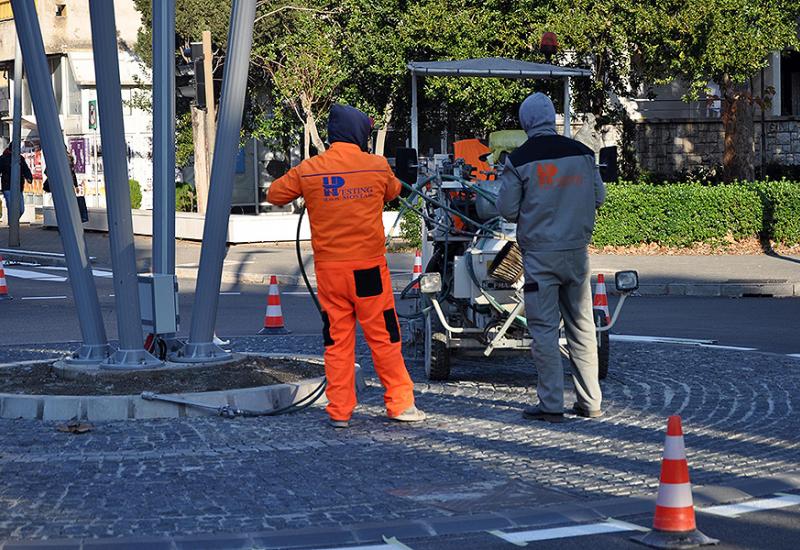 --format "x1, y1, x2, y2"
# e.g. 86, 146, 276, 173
0, 336, 798, 542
